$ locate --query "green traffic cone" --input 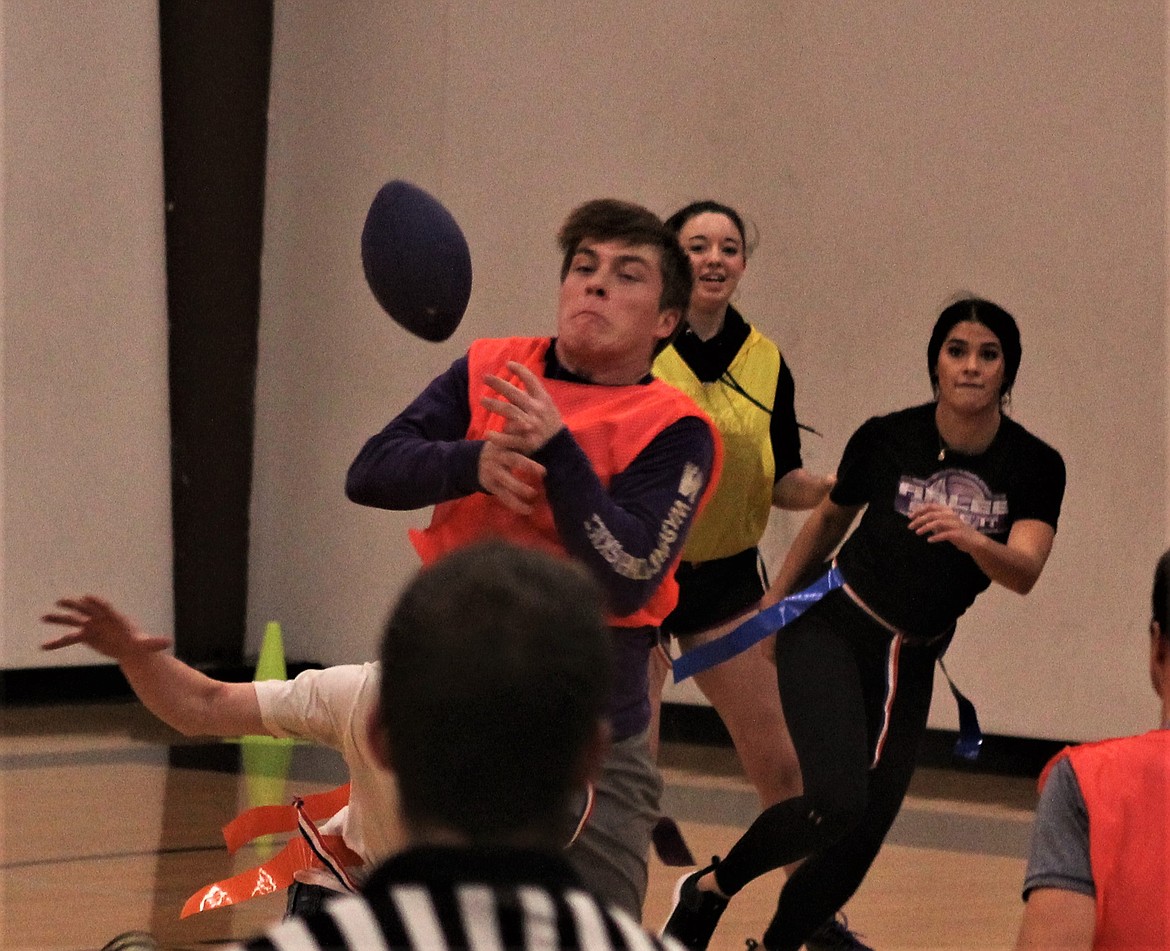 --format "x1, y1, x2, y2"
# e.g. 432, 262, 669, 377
242, 620, 294, 857
254, 620, 288, 682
